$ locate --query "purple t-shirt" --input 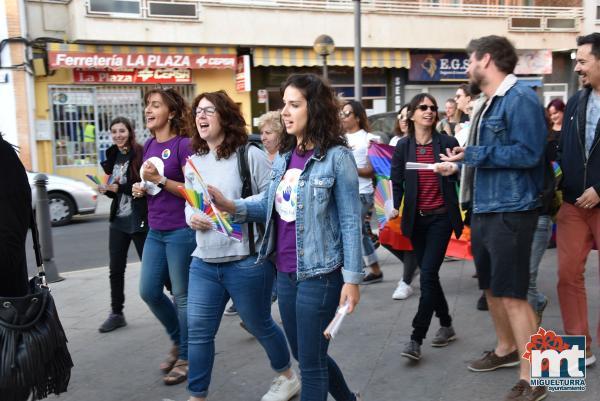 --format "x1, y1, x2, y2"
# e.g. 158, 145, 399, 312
275, 148, 314, 273
143, 136, 193, 230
